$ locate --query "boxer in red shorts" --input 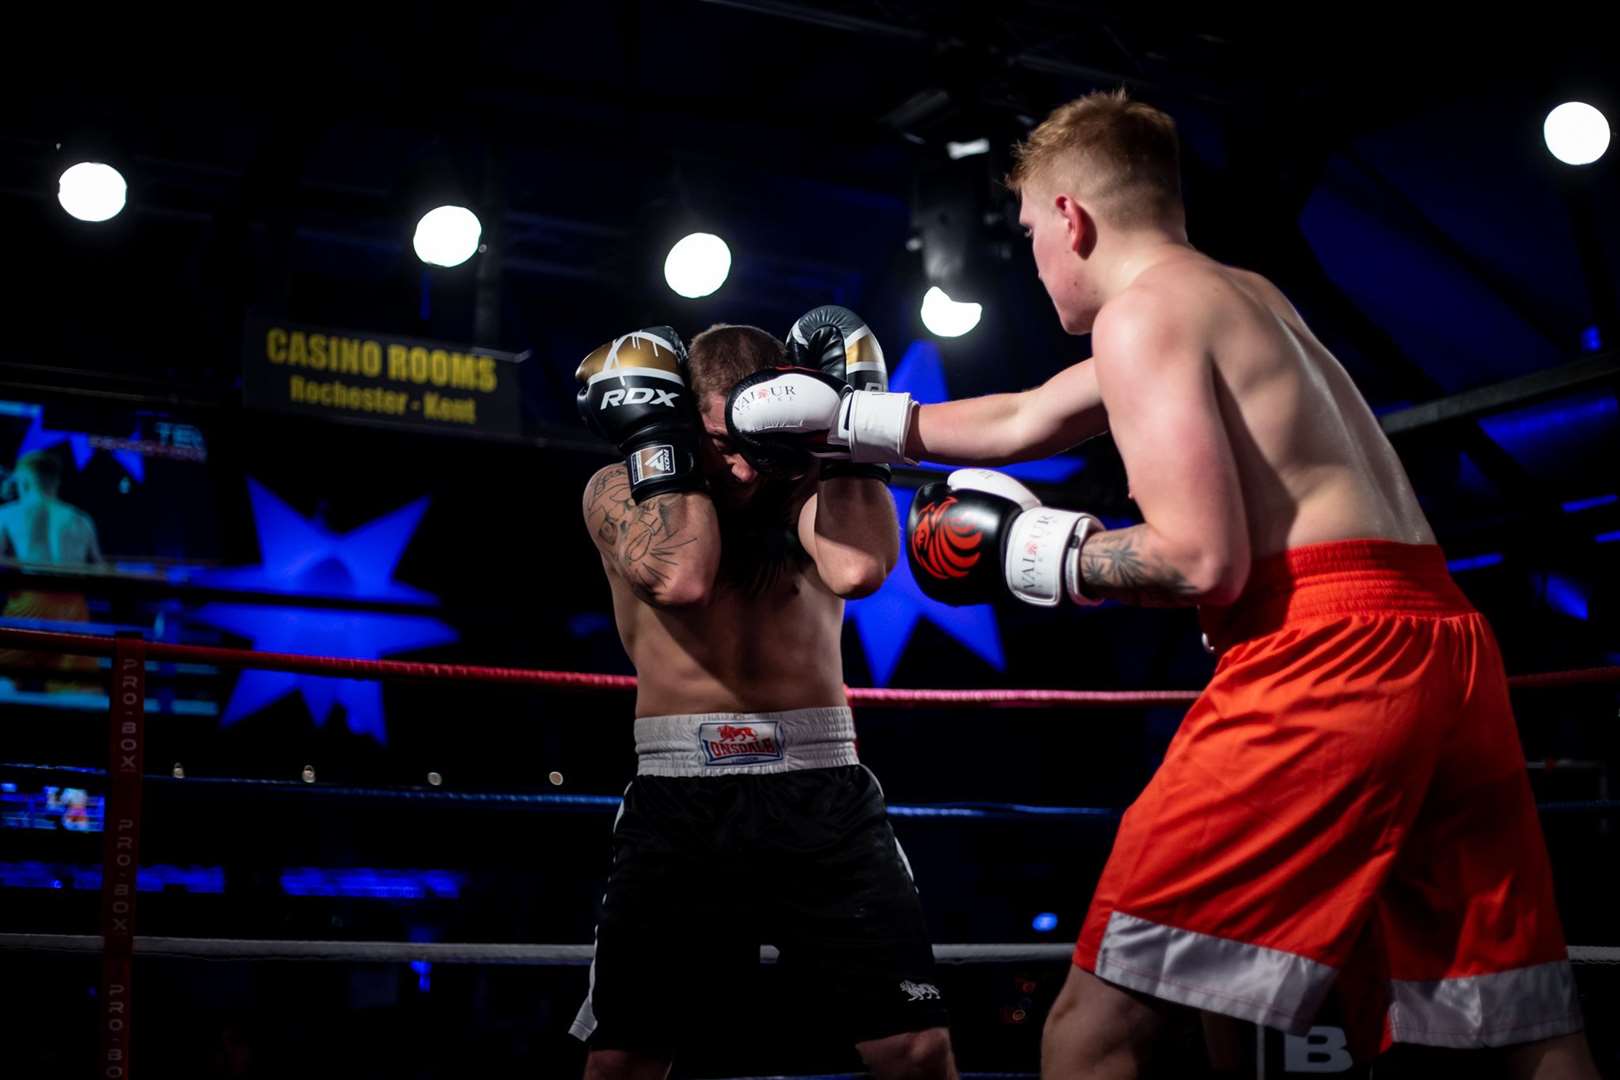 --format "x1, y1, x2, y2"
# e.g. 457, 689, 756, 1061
730, 90, 1597, 1077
